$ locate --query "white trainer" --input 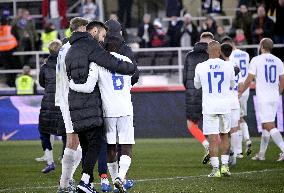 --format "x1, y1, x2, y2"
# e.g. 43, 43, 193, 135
277, 153, 284, 162
251, 153, 265, 161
